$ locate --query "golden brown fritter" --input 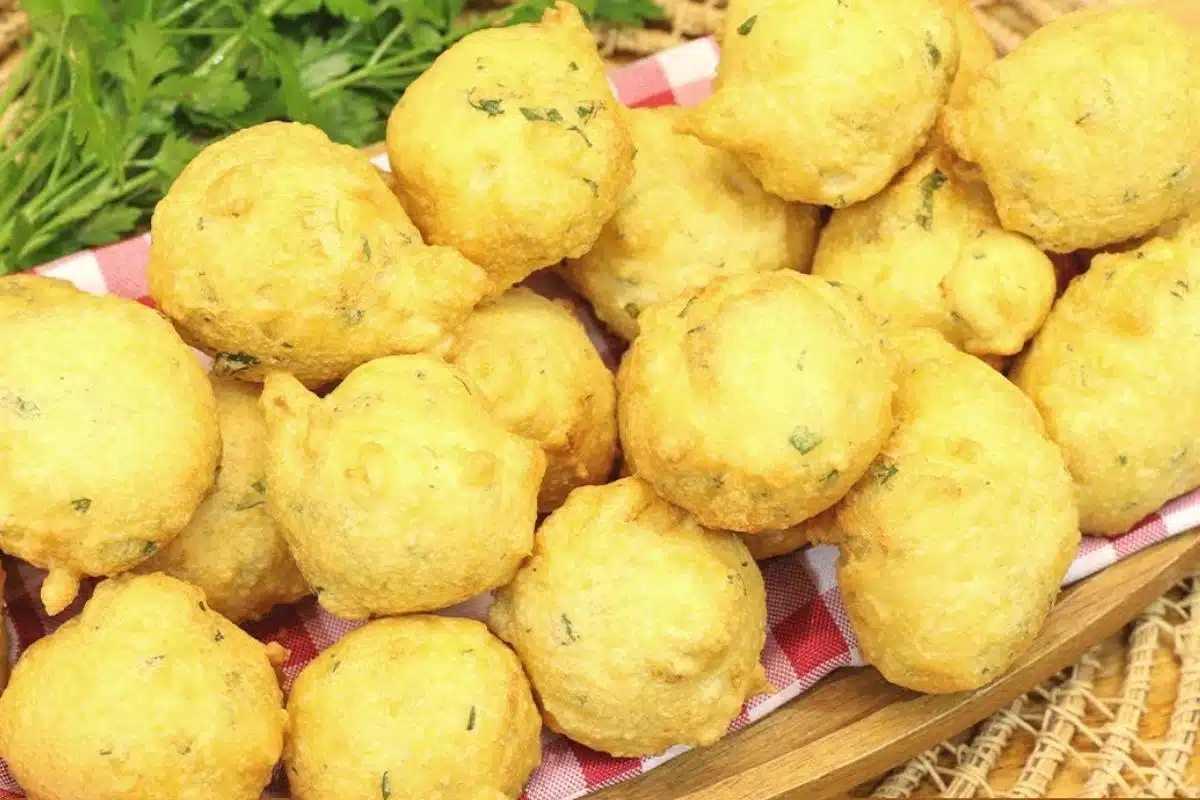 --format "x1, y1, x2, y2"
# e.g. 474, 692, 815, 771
941, 7, 1200, 252
490, 477, 769, 757
139, 378, 309, 622
619, 271, 894, 533
837, 330, 1079, 693
445, 288, 617, 512
149, 122, 488, 387
0, 574, 287, 800
1012, 217, 1200, 535
740, 507, 842, 561
941, 0, 996, 112
286, 616, 541, 800
812, 149, 1056, 357
386, 3, 634, 296
690, 0, 958, 205
0, 276, 220, 615
561, 107, 820, 341
263, 355, 544, 619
